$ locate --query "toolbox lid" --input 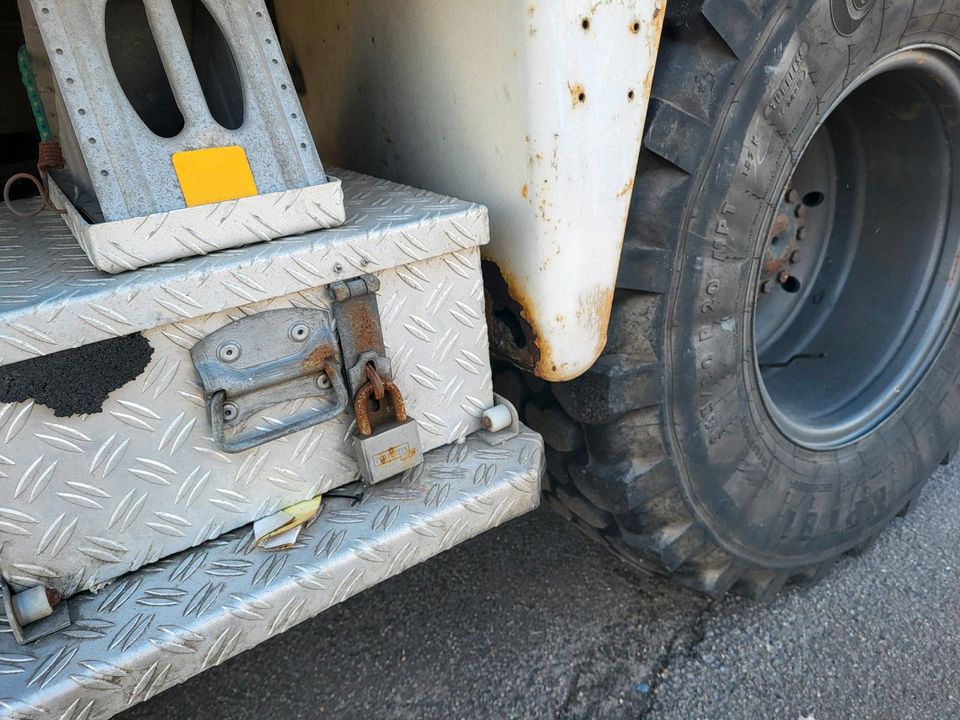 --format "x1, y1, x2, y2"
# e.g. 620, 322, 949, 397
0, 171, 488, 365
